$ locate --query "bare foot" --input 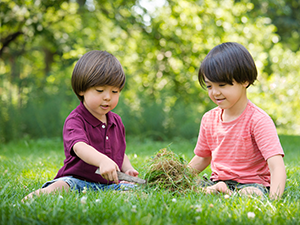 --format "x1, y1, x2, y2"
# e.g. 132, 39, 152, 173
21, 180, 69, 203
